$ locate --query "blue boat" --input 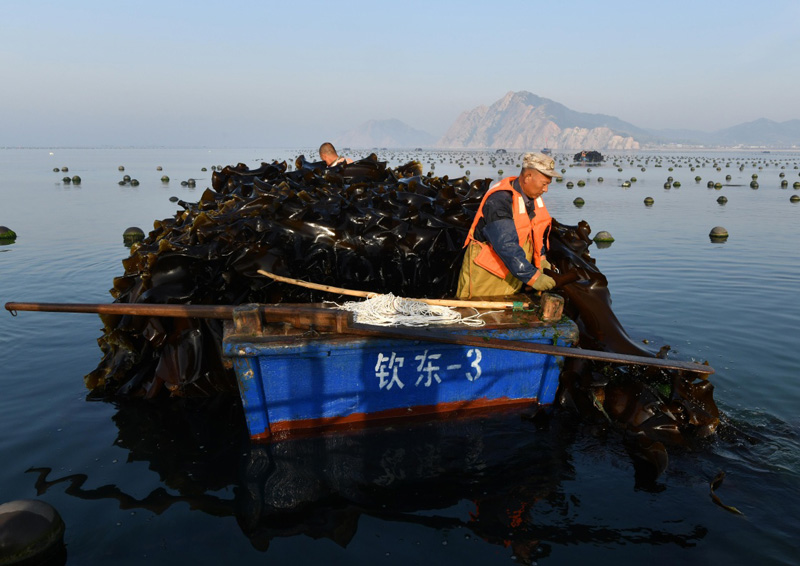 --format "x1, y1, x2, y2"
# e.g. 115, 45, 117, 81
223, 303, 578, 442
